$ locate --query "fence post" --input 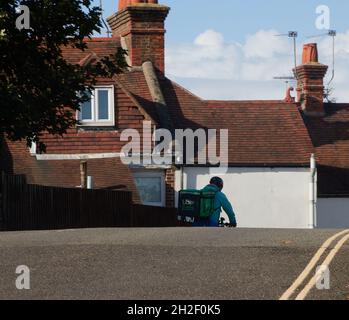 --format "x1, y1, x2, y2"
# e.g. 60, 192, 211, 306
80, 161, 87, 189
